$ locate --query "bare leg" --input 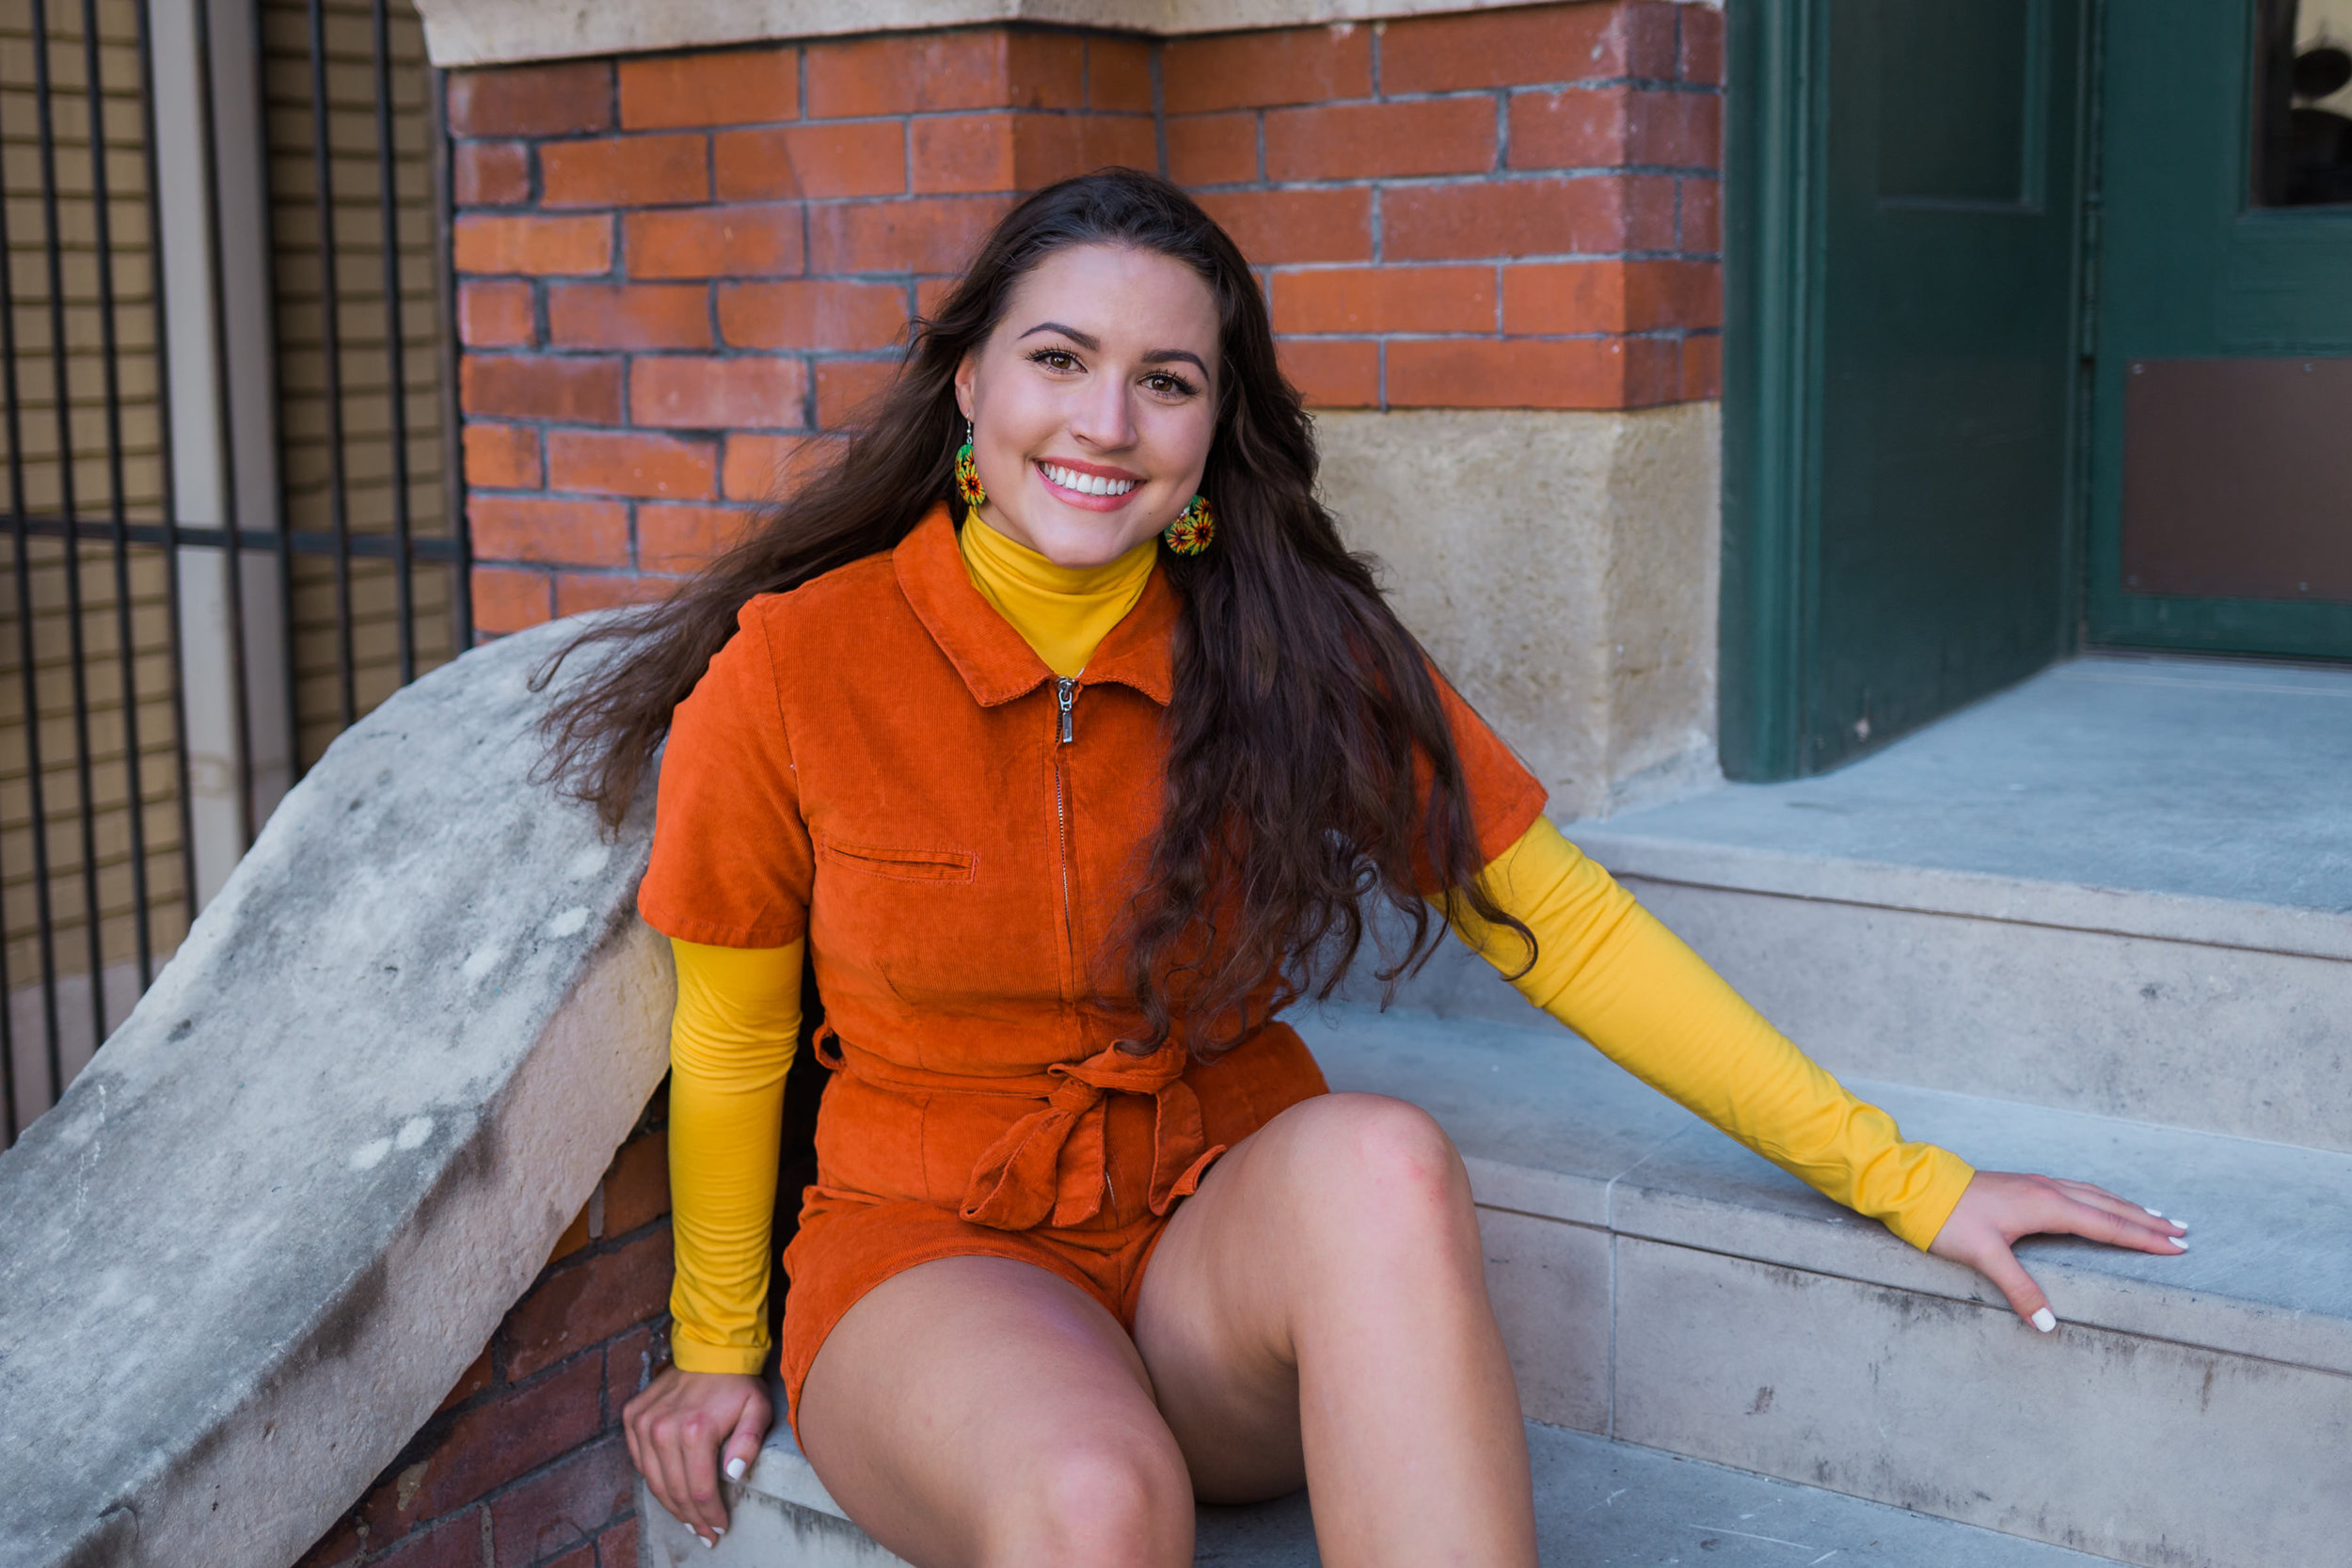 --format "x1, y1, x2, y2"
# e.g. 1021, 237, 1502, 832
795, 1256, 1194, 1568
1134, 1091, 1537, 1568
